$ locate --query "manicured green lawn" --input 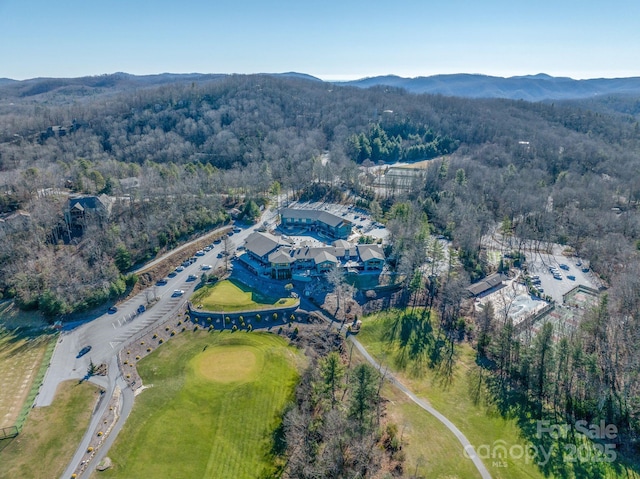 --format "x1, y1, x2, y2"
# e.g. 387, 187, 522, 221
0, 380, 99, 479
191, 278, 297, 312
96, 331, 305, 479
357, 309, 640, 479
